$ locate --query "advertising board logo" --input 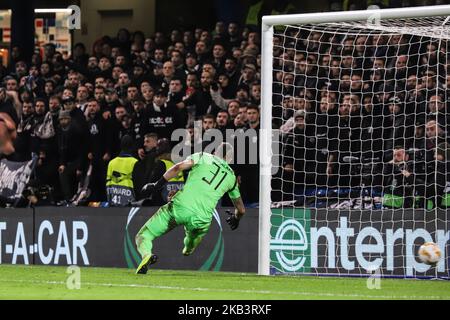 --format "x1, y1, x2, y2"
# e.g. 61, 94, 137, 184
199, 209, 224, 272
270, 210, 449, 278
270, 208, 311, 273
123, 207, 142, 268
123, 207, 224, 271
271, 219, 308, 271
